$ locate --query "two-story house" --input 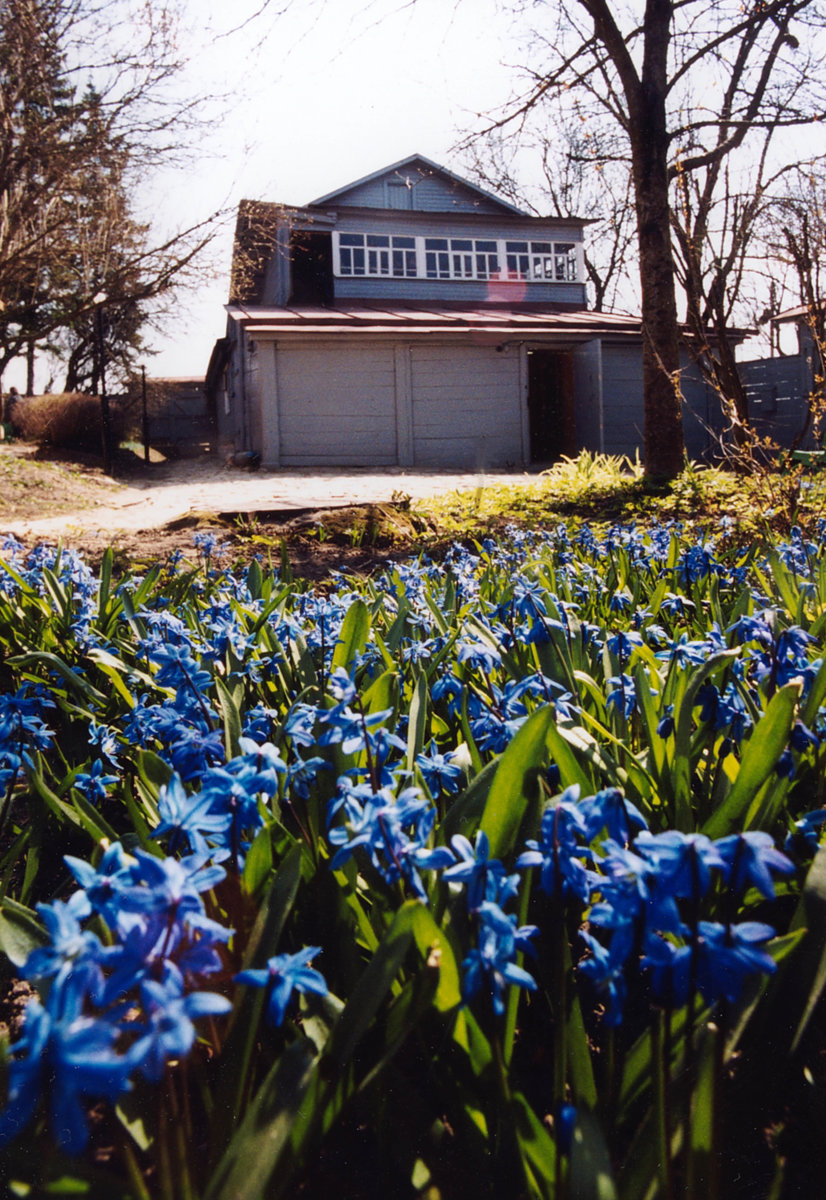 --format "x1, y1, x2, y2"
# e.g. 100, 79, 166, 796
207, 154, 714, 469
